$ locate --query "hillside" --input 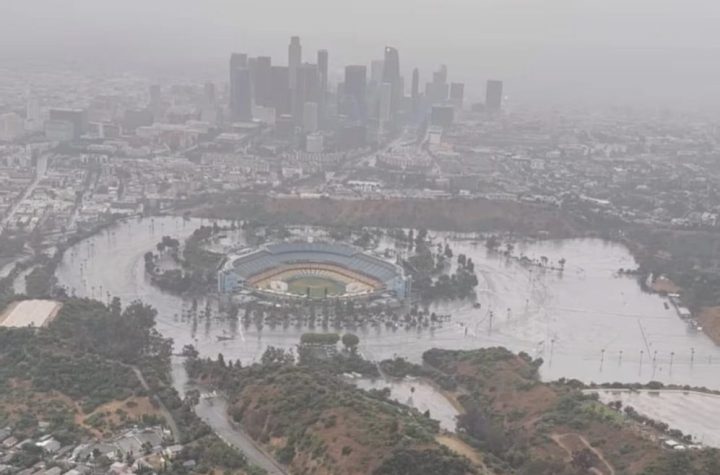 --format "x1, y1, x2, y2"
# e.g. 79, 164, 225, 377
421, 347, 720, 475
185, 194, 580, 238
187, 352, 480, 475
0, 298, 256, 475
